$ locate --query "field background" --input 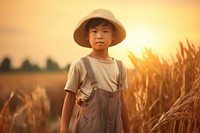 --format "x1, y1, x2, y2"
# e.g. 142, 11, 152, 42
0, 72, 67, 132
0, 43, 200, 133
